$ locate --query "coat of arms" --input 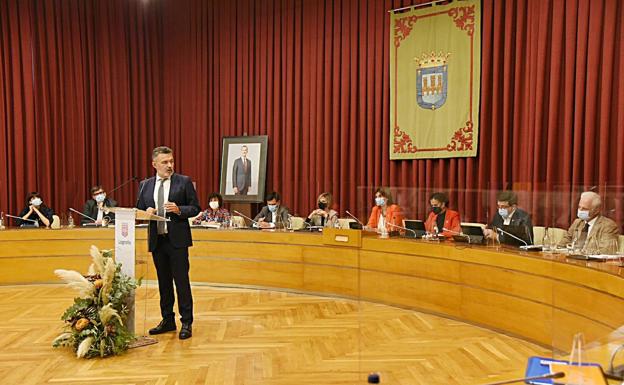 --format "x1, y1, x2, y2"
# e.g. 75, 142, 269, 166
416, 52, 450, 110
